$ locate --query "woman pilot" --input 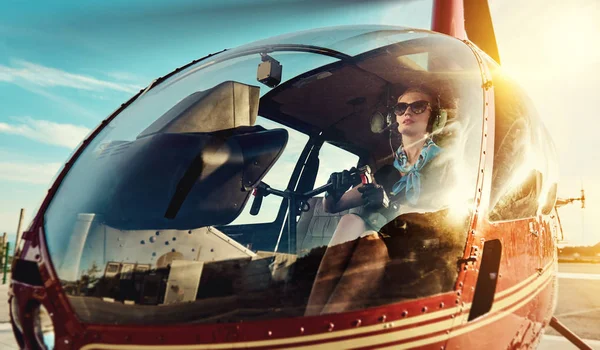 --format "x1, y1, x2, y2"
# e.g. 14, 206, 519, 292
305, 87, 452, 316
324, 87, 450, 238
